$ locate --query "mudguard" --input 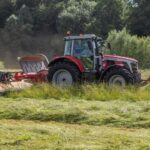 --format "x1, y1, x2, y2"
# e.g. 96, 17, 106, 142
48, 56, 85, 72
